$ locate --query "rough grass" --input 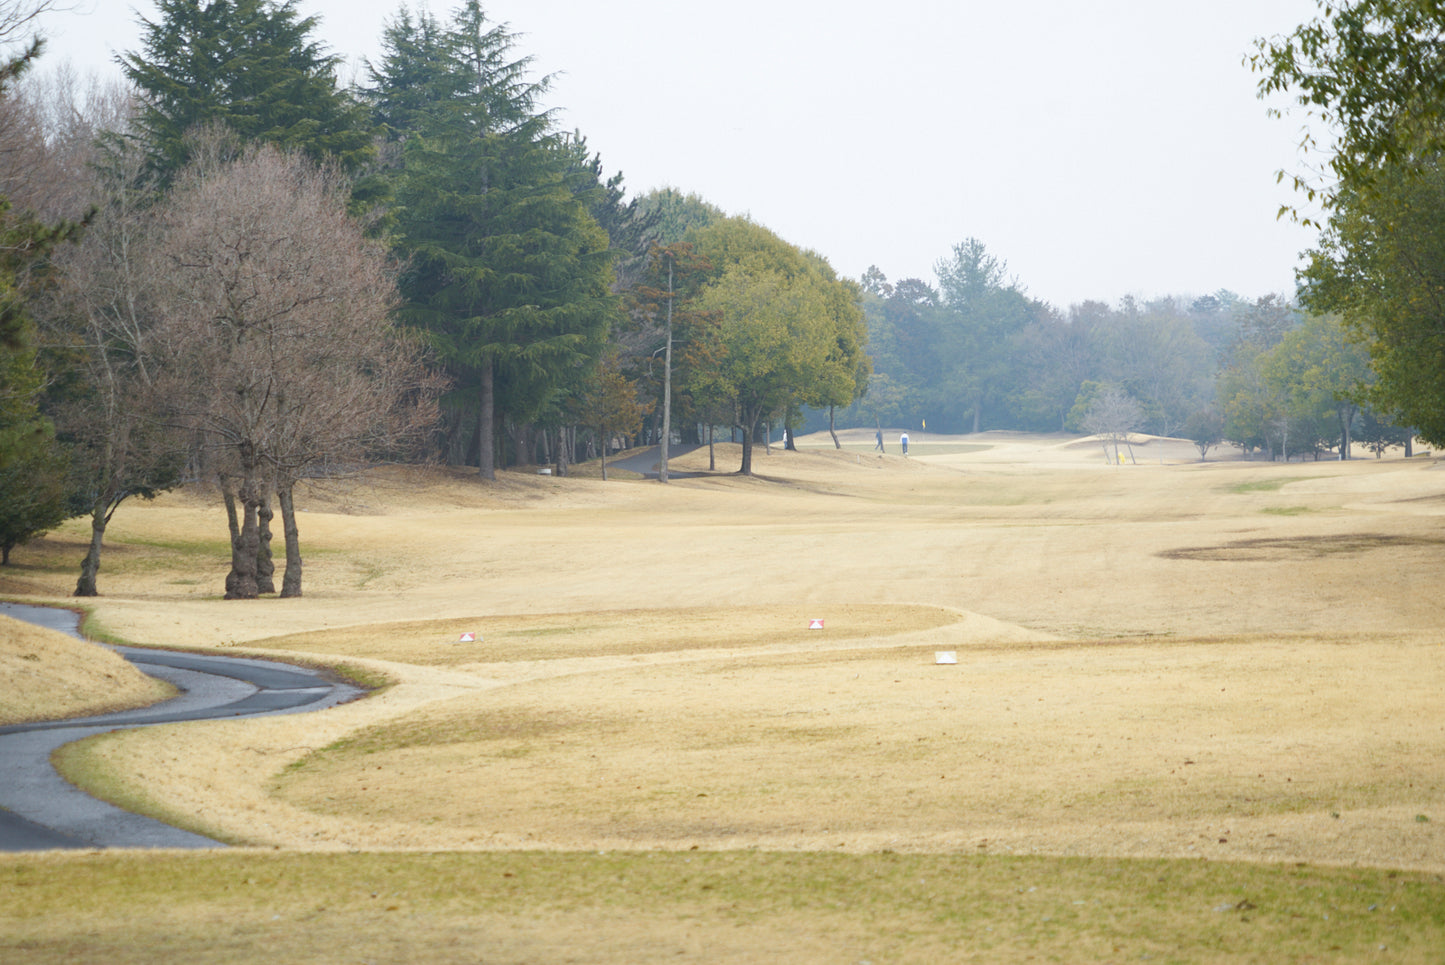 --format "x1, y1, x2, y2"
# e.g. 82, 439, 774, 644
1, 850, 1442, 965
0, 614, 173, 724
3, 432, 1445, 961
